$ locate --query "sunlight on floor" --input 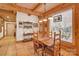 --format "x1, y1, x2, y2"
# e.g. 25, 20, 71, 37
0, 36, 34, 56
